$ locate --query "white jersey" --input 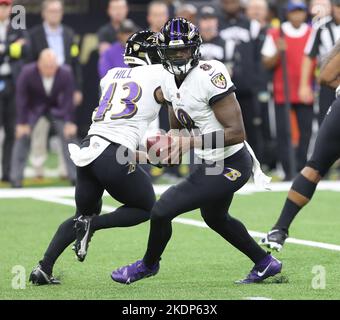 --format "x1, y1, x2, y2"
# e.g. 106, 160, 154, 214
88, 64, 164, 152
161, 60, 244, 161
69, 64, 163, 167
